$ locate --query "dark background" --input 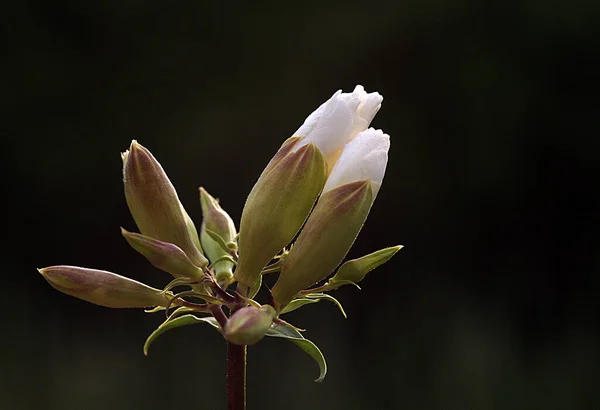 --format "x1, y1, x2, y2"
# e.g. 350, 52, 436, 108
3, 1, 599, 409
